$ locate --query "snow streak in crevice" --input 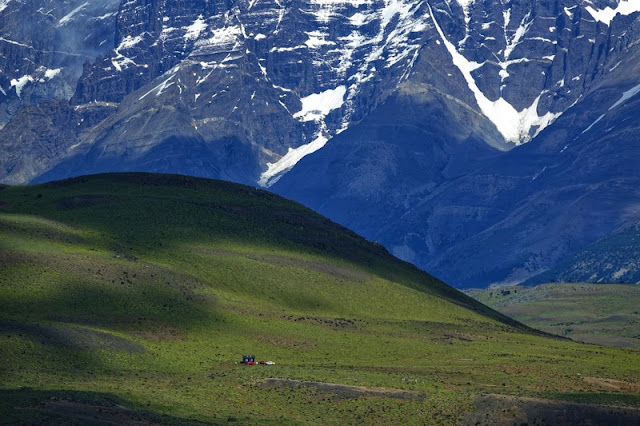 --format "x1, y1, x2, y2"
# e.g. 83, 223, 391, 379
428, 2, 560, 145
